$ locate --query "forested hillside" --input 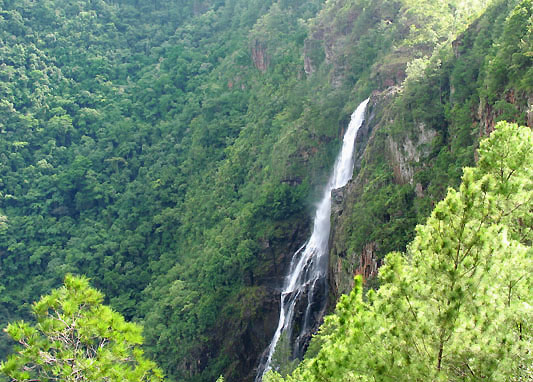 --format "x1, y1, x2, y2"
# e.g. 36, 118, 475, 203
328, 0, 532, 298
0, 0, 531, 381
267, 121, 533, 382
